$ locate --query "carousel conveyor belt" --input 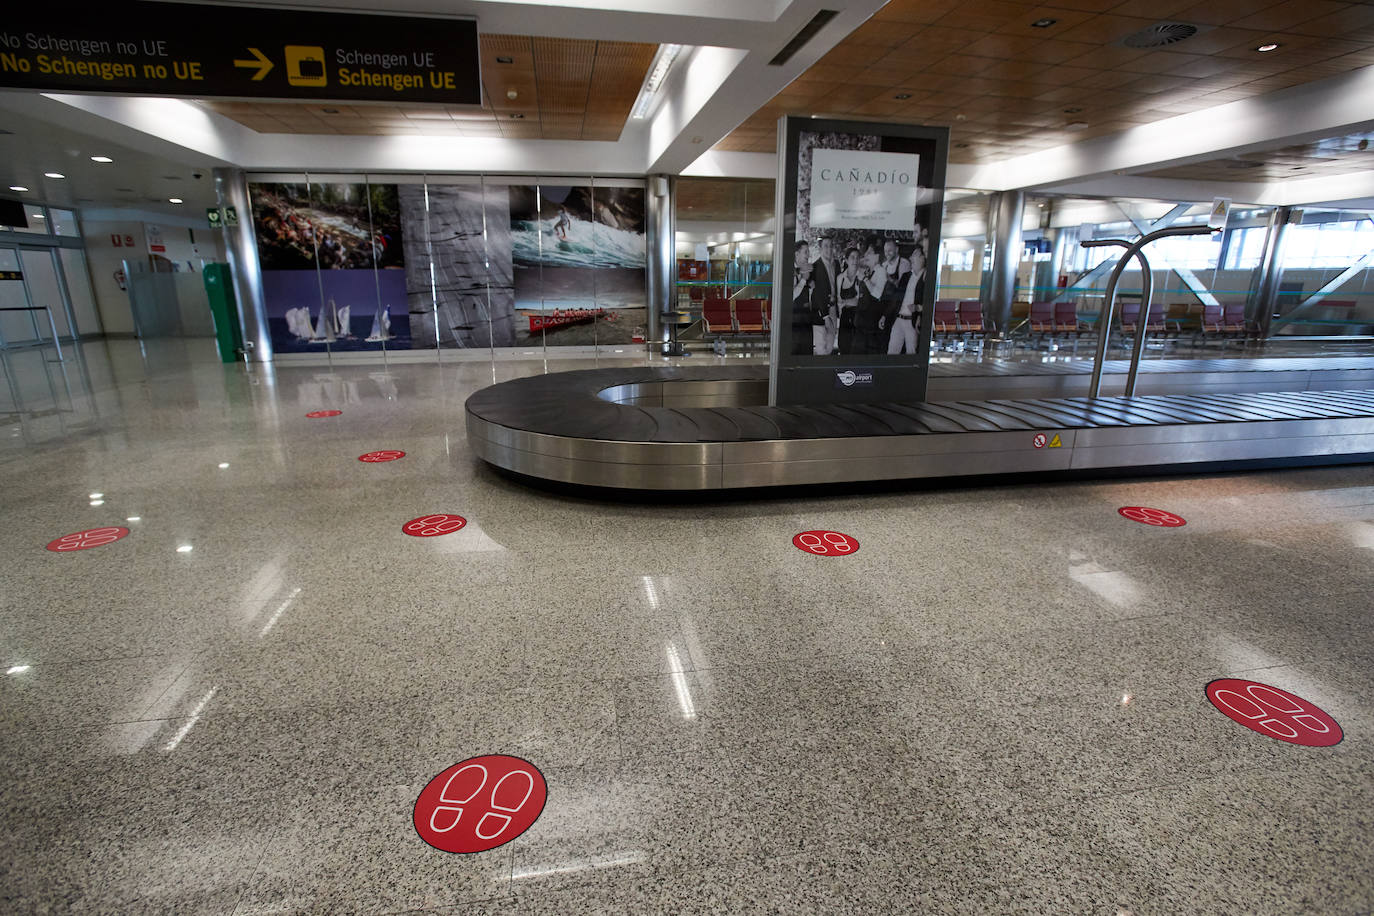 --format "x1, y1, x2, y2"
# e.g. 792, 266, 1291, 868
464, 366, 1374, 490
